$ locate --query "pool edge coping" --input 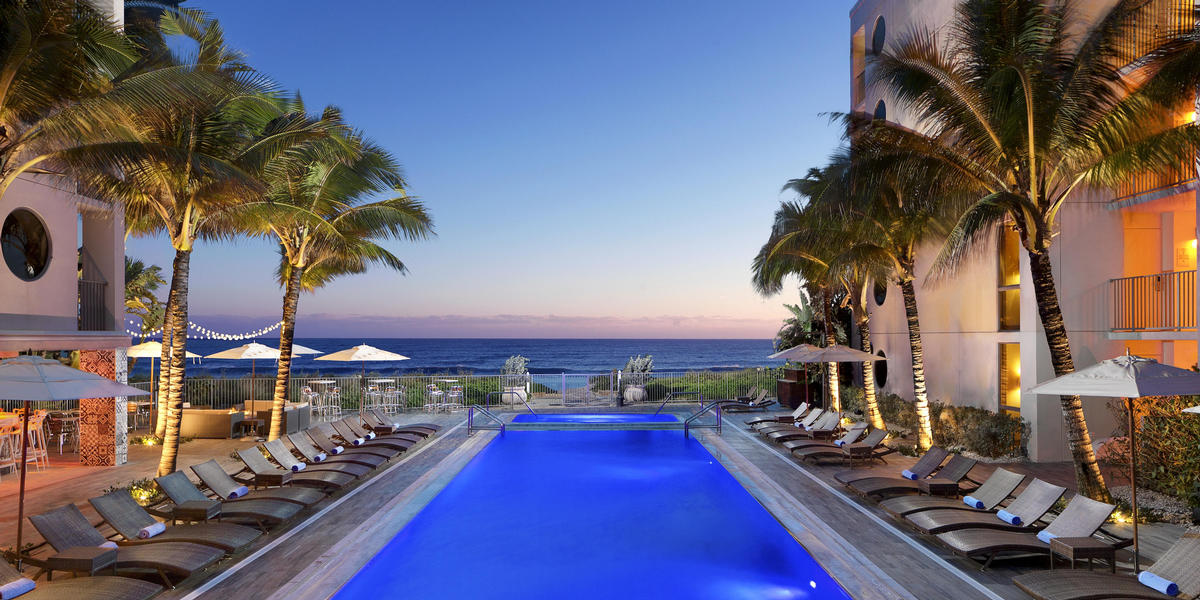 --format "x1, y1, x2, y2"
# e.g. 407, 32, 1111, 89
699, 429, 920, 600
264, 427, 497, 600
